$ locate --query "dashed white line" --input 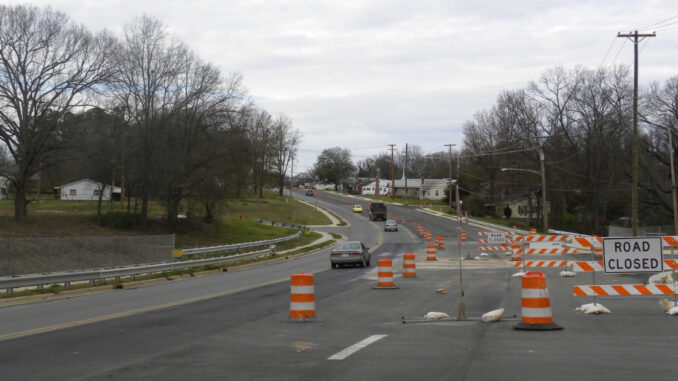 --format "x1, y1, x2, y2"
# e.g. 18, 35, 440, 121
327, 334, 388, 360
